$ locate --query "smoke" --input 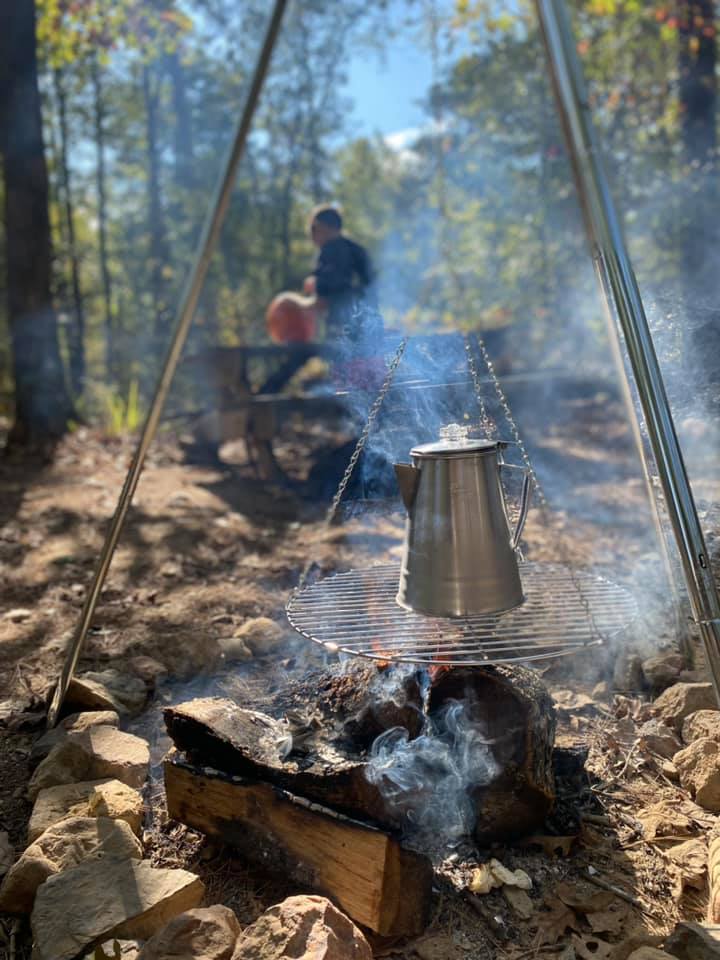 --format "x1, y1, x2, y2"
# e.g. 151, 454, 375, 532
365, 695, 500, 852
